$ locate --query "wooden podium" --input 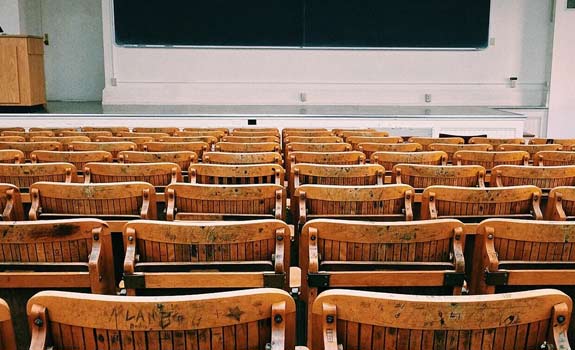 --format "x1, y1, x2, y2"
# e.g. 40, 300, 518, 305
0, 35, 46, 107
